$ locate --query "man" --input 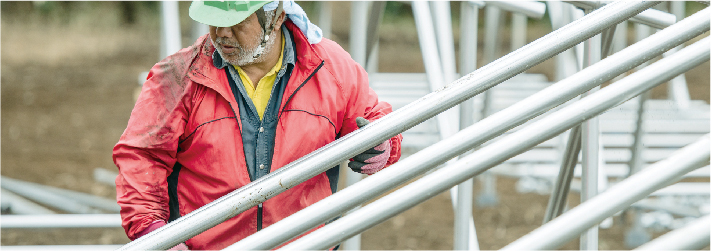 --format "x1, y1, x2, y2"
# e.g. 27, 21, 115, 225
113, 1, 402, 249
